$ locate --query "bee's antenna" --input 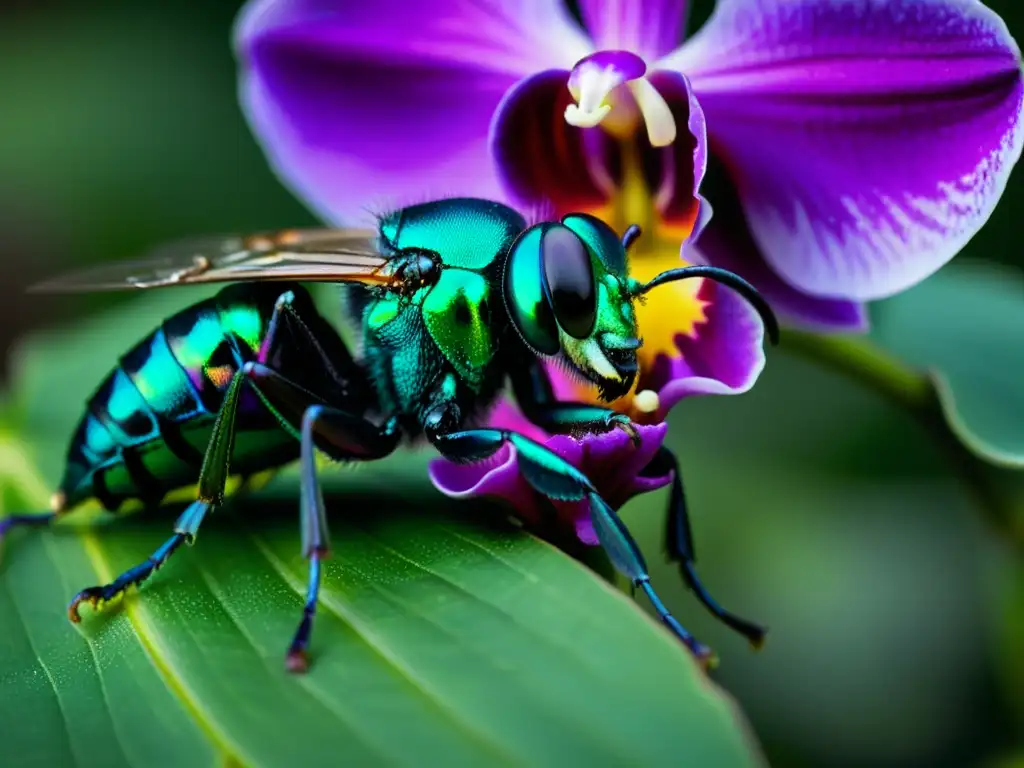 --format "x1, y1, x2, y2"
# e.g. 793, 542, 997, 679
636, 266, 780, 345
